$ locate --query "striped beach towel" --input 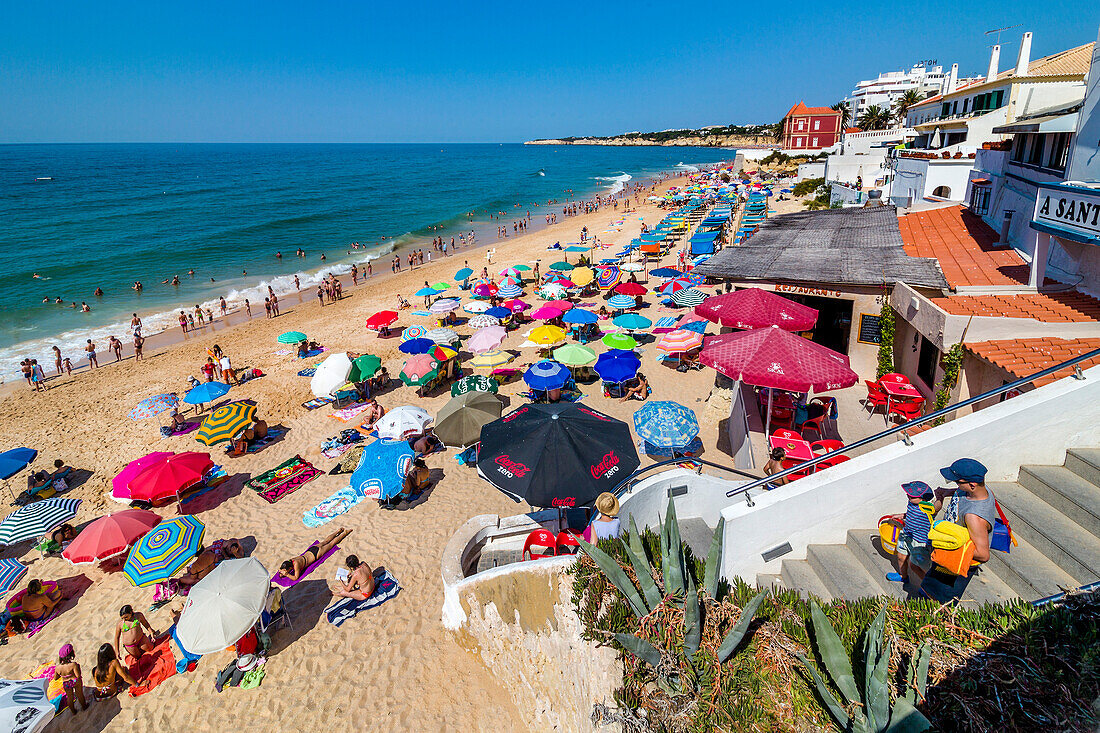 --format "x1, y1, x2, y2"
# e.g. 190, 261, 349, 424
652, 316, 678, 333
324, 570, 401, 627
